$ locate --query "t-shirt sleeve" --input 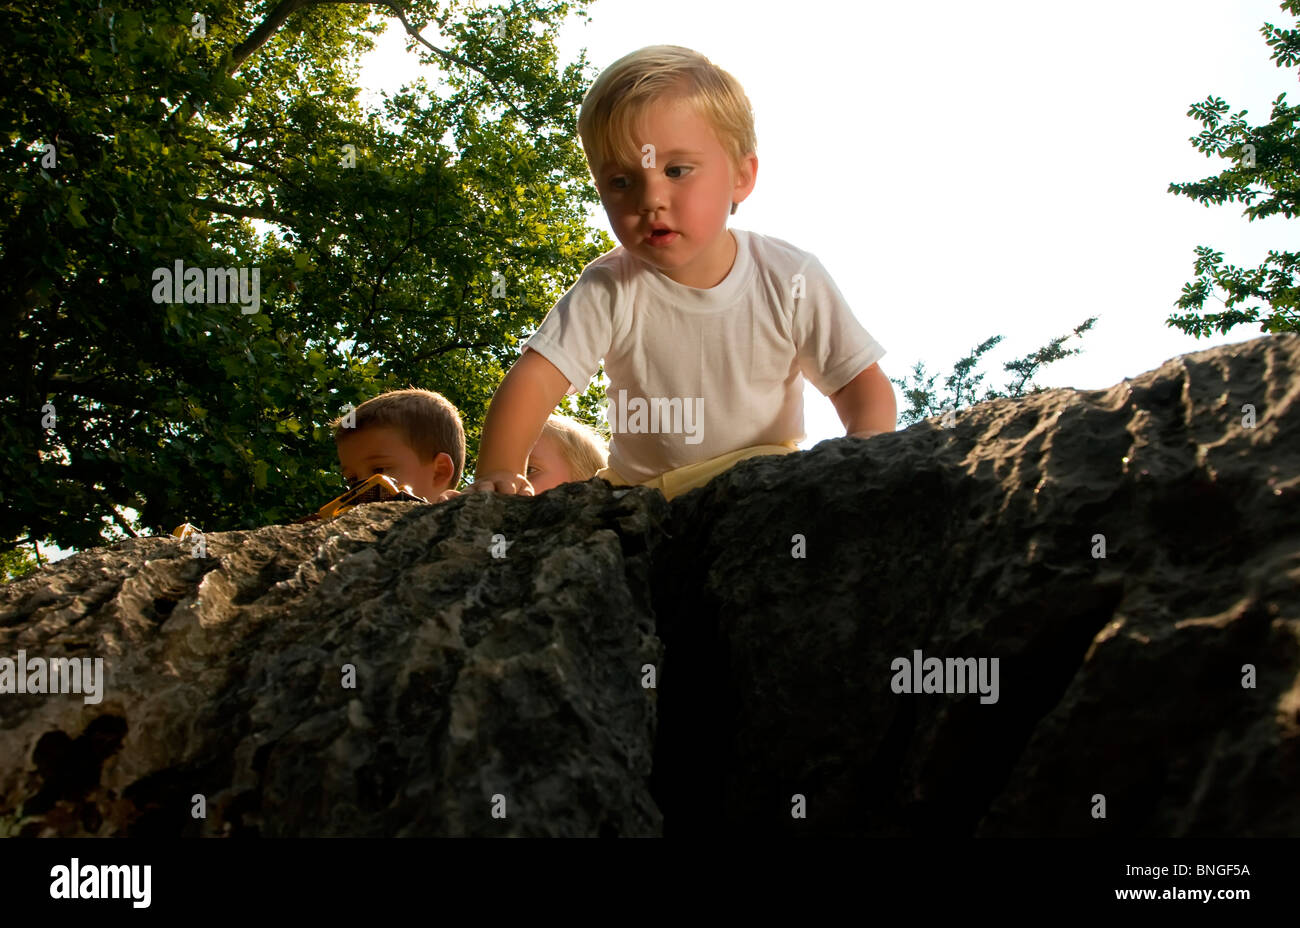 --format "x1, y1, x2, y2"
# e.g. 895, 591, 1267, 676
519, 265, 618, 397
792, 255, 886, 396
